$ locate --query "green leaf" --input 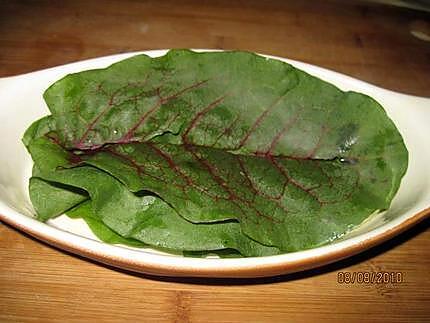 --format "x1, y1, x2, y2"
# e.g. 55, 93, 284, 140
22, 115, 55, 147
66, 200, 147, 248
29, 177, 88, 221
28, 137, 279, 256
25, 50, 408, 254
